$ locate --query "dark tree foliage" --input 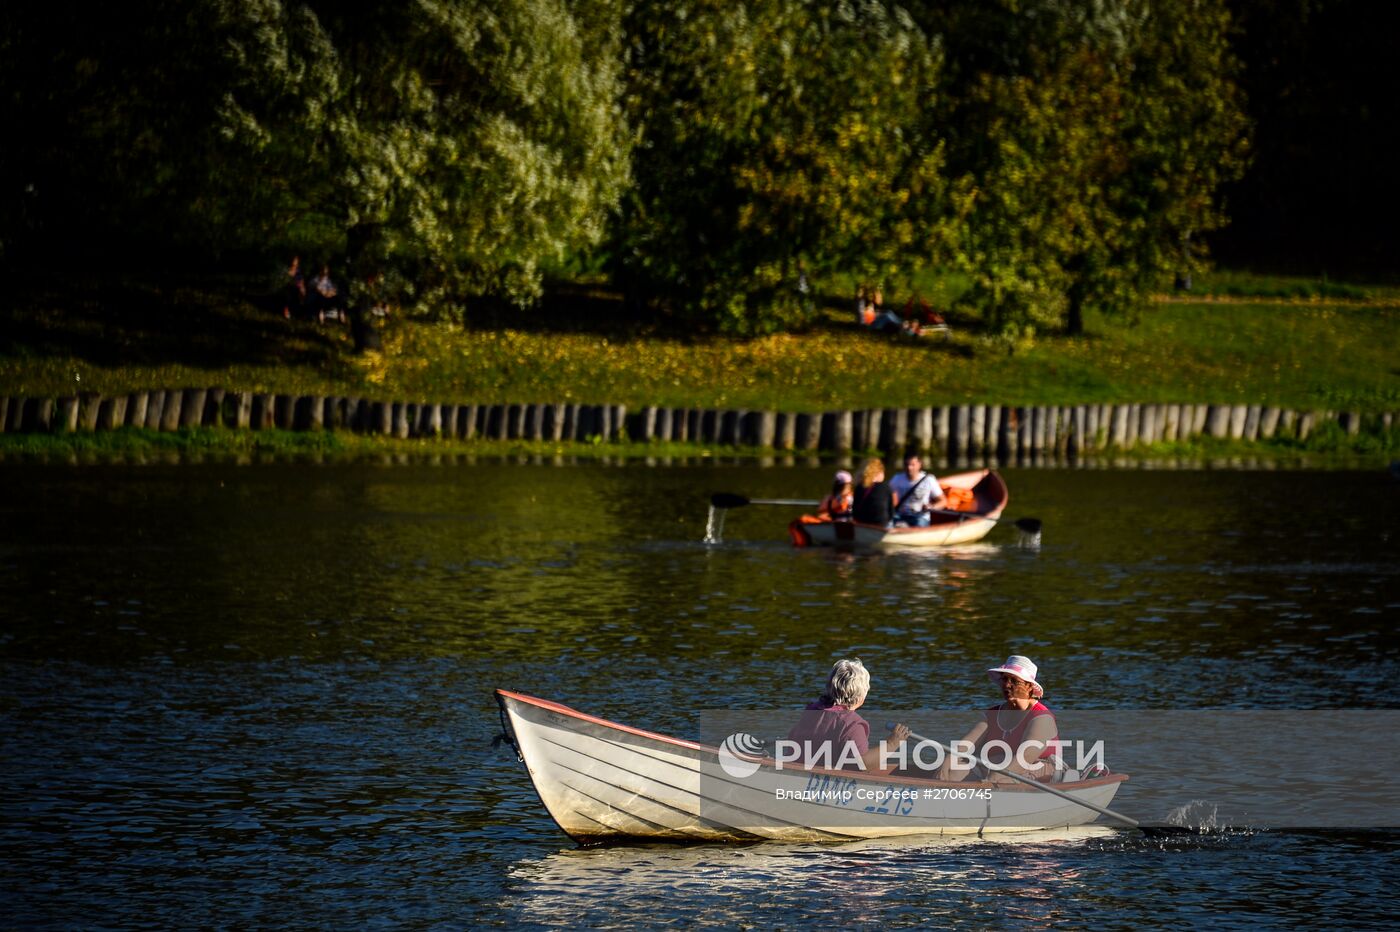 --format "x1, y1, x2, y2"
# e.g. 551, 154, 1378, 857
1213, 0, 1400, 275
0, 1, 631, 316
